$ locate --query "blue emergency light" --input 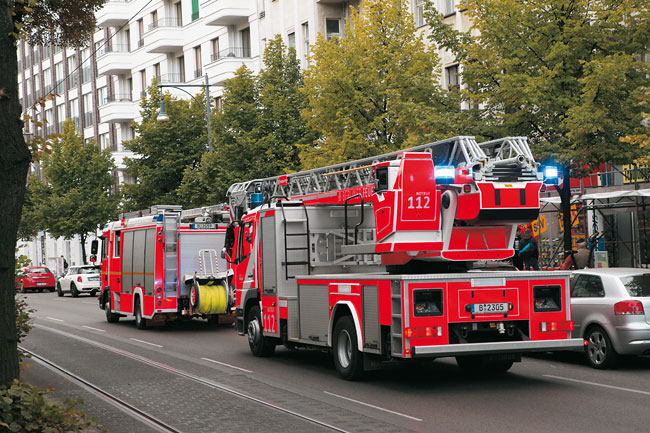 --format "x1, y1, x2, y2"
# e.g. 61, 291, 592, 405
435, 165, 455, 184
543, 165, 559, 184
